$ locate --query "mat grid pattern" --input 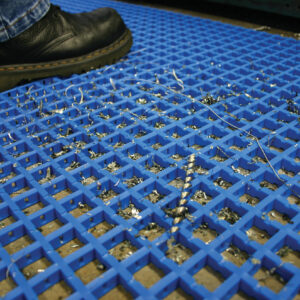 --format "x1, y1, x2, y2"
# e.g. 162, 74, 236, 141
0, 0, 299, 299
